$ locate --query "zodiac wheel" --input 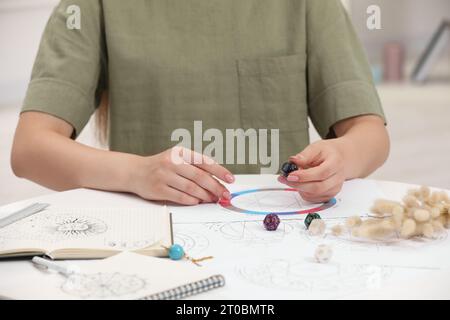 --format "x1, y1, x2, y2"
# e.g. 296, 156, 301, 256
219, 188, 336, 215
